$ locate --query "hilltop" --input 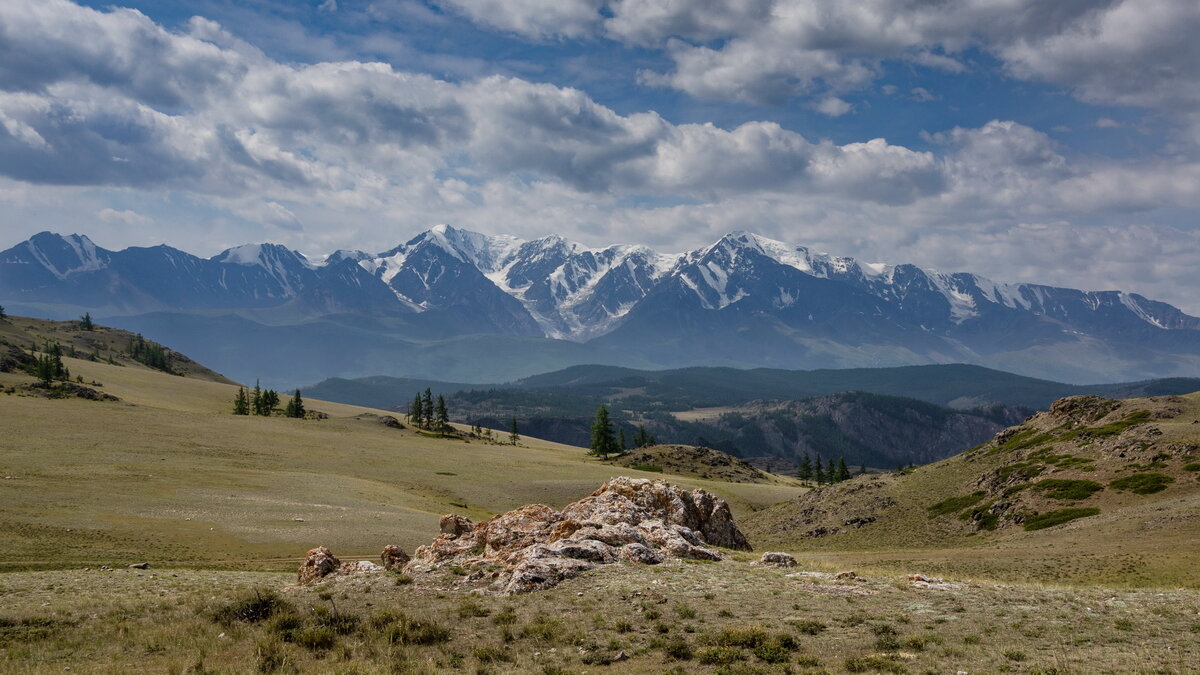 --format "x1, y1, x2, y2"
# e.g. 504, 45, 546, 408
744, 393, 1200, 587
611, 444, 784, 484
